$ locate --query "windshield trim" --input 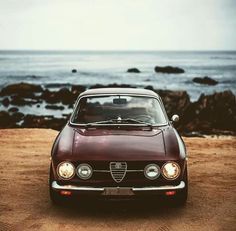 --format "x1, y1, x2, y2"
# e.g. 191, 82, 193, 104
69, 93, 169, 127
70, 122, 168, 127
